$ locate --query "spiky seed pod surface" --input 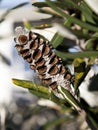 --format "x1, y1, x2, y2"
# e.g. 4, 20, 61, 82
14, 26, 75, 95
